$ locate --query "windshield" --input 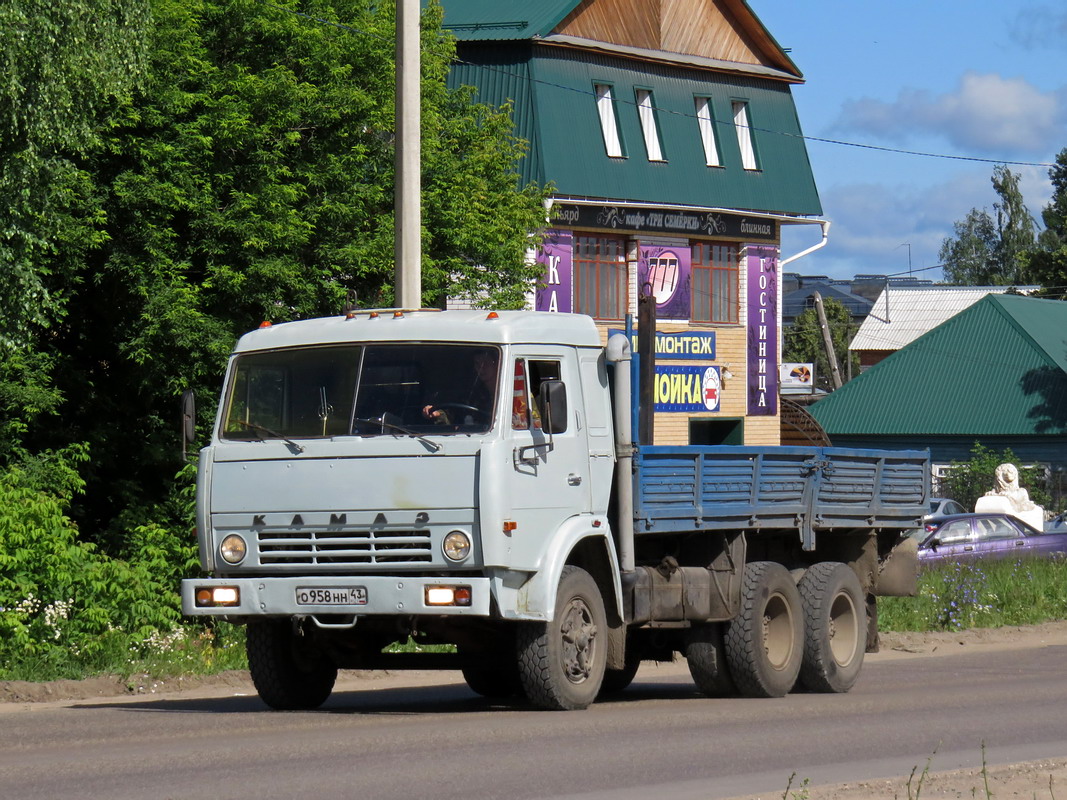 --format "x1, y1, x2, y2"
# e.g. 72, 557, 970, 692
221, 344, 499, 440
